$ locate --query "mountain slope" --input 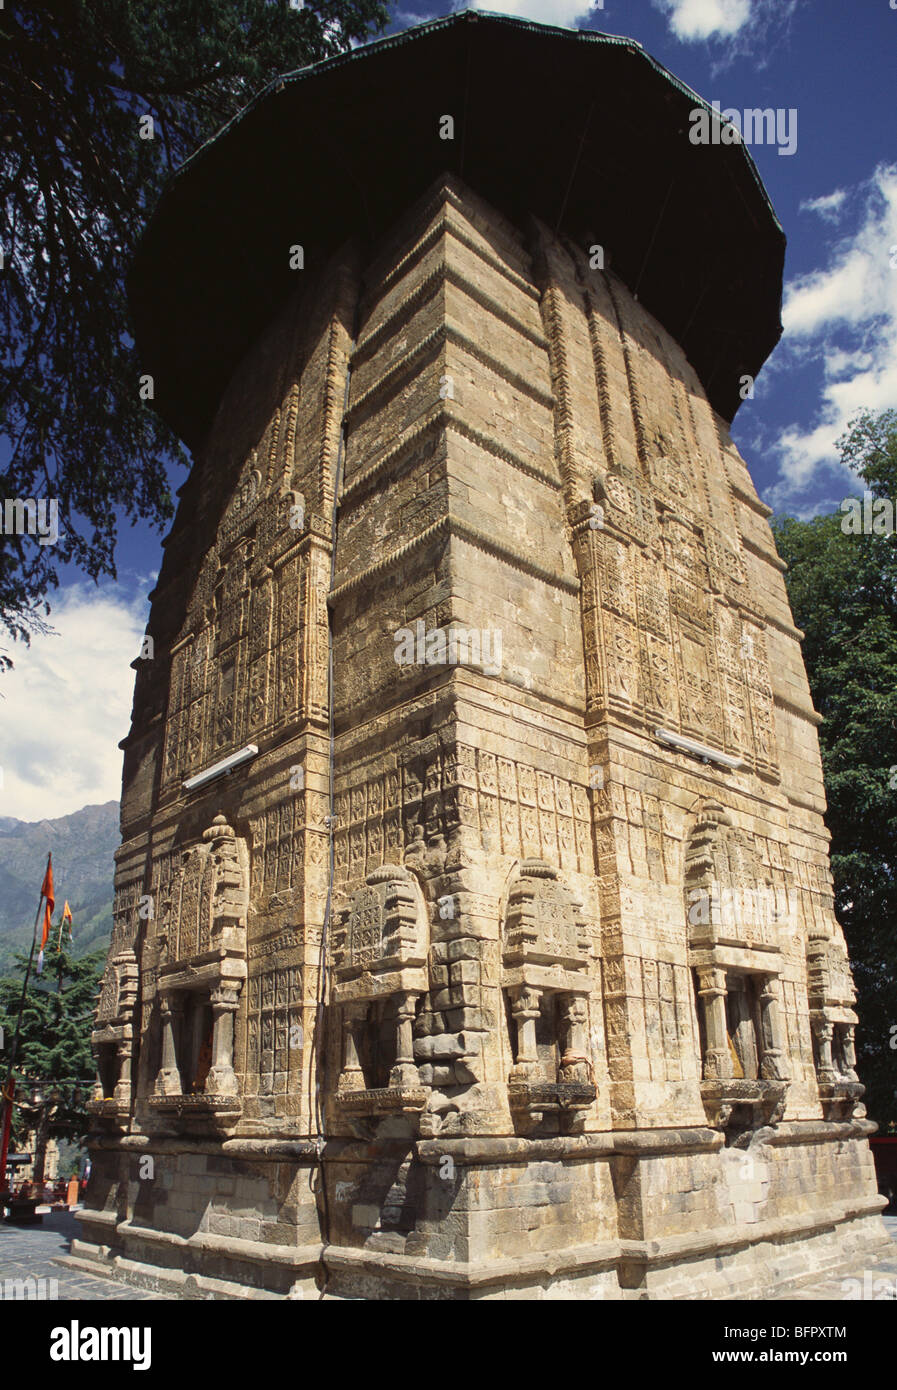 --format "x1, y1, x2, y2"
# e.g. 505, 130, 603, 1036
0, 801, 119, 972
